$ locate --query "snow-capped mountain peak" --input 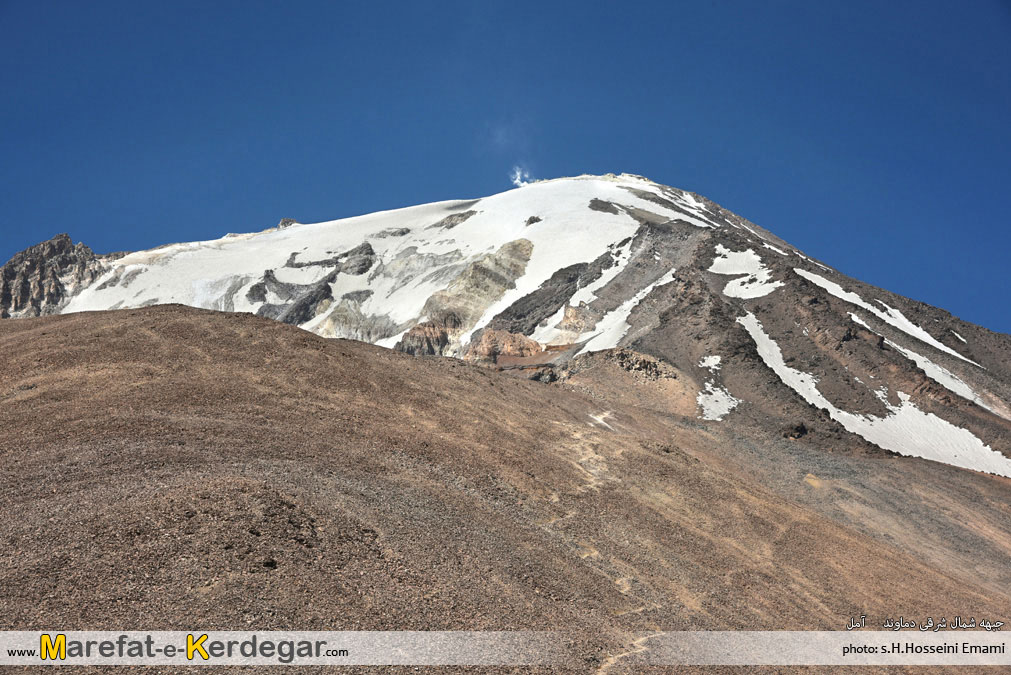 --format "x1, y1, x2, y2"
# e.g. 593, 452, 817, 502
4, 174, 1010, 478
